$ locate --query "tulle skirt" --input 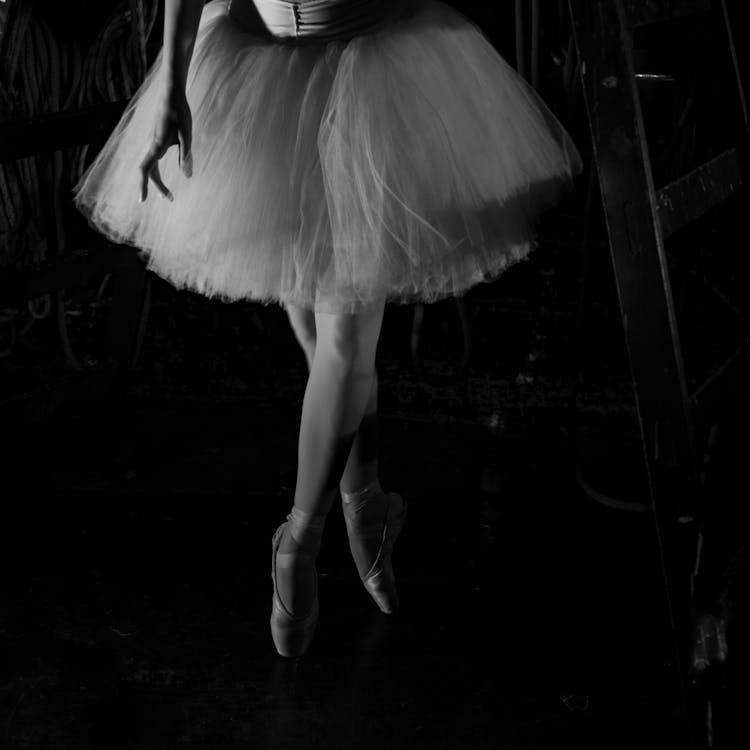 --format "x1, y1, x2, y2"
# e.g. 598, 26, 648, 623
72, 0, 583, 314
